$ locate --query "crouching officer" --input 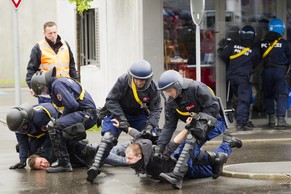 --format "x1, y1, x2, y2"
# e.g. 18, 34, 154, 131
155, 70, 228, 189
6, 102, 59, 169
86, 59, 162, 183
30, 67, 97, 173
